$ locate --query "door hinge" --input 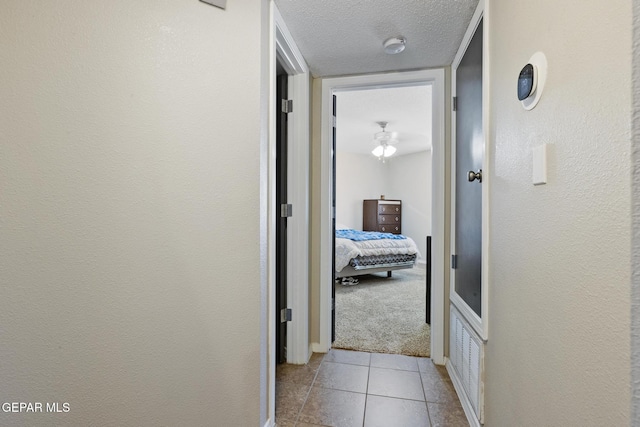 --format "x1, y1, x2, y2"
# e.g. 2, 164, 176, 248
452, 96, 458, 112
451, 254, 458, 269
280, 203, 292, 218
280, 308, 292, 323
282, 99, 293, 113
